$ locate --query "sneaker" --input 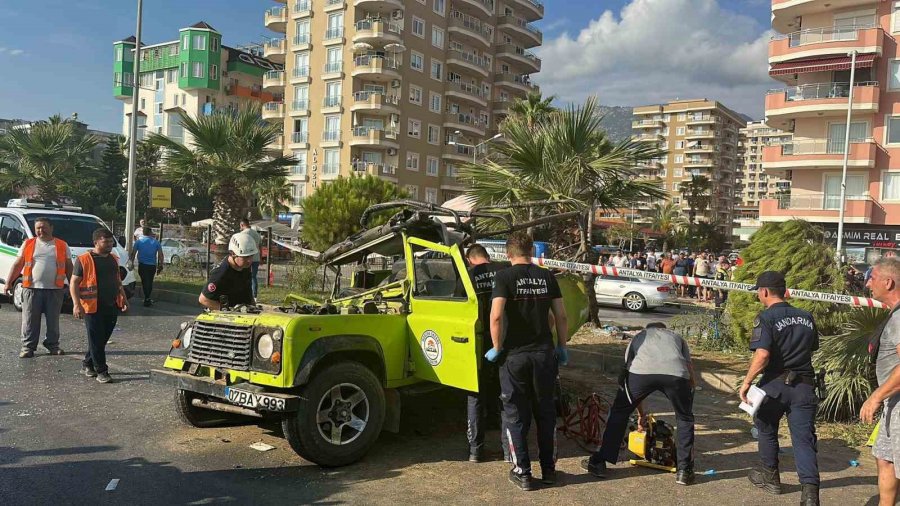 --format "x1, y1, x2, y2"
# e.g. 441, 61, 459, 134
675, 467, 695, 486
19, 350, 34, 358
508, 469, 534, 491
468, 448, 483, 463
82, 366, 97, 377
47, 348, 65, 356
96, 372, 113, 384
580, 458, 607, 478
748, 466, 782, 495
540, 468, 557, 485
